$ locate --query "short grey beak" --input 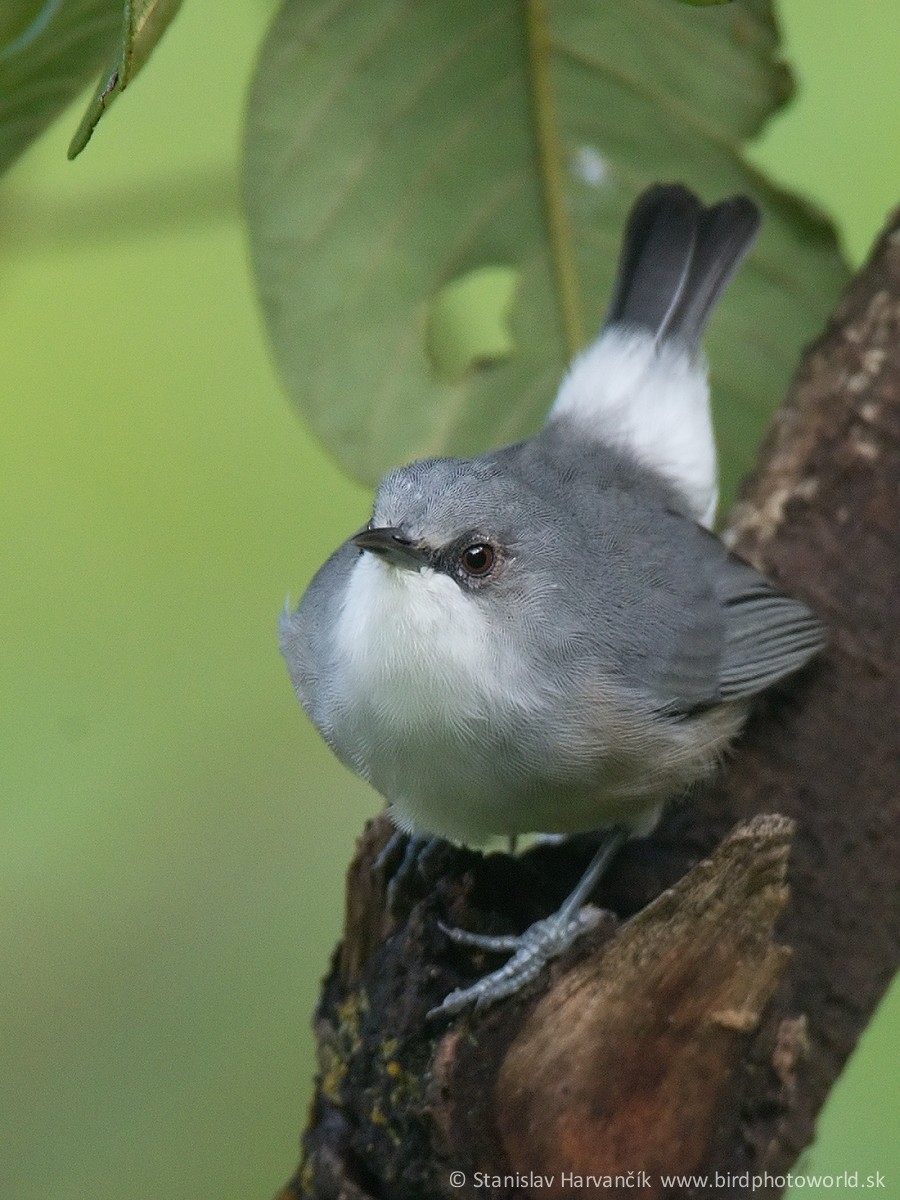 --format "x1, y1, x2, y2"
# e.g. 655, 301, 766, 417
352, 525, 427, 569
